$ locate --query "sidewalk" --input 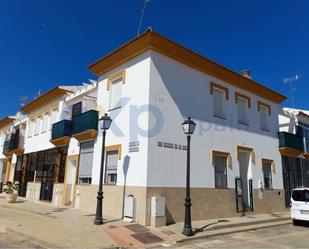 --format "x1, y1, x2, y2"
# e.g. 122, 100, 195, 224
0, 195, 116, 248
158, 212, 291, 244
0, 195, 291, 248
0, 195, 174, 248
